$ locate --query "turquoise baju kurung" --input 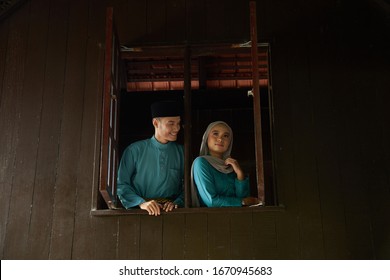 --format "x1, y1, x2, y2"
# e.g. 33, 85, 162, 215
117, 136, 184, 209
192, 157, 249, 207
